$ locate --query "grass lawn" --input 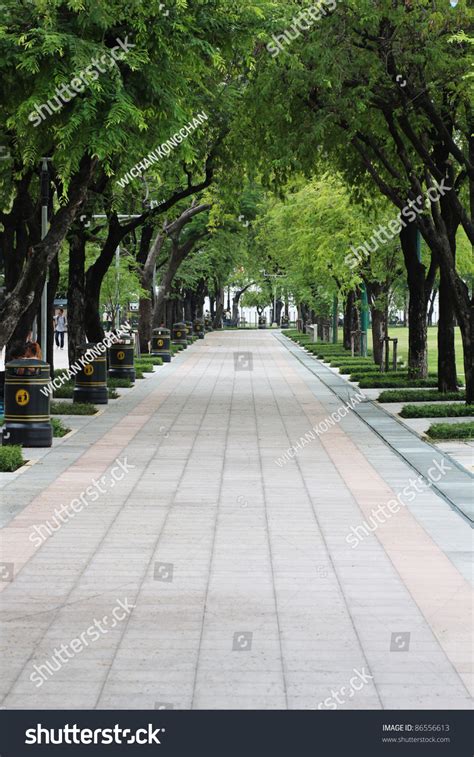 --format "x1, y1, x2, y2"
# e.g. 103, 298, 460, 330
337, 326, 464, 381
